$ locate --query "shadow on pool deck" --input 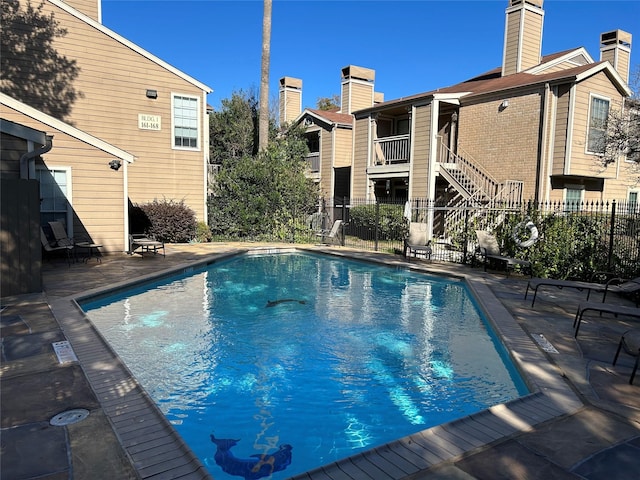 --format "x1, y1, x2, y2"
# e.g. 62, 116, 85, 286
1, 242, 639, 480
